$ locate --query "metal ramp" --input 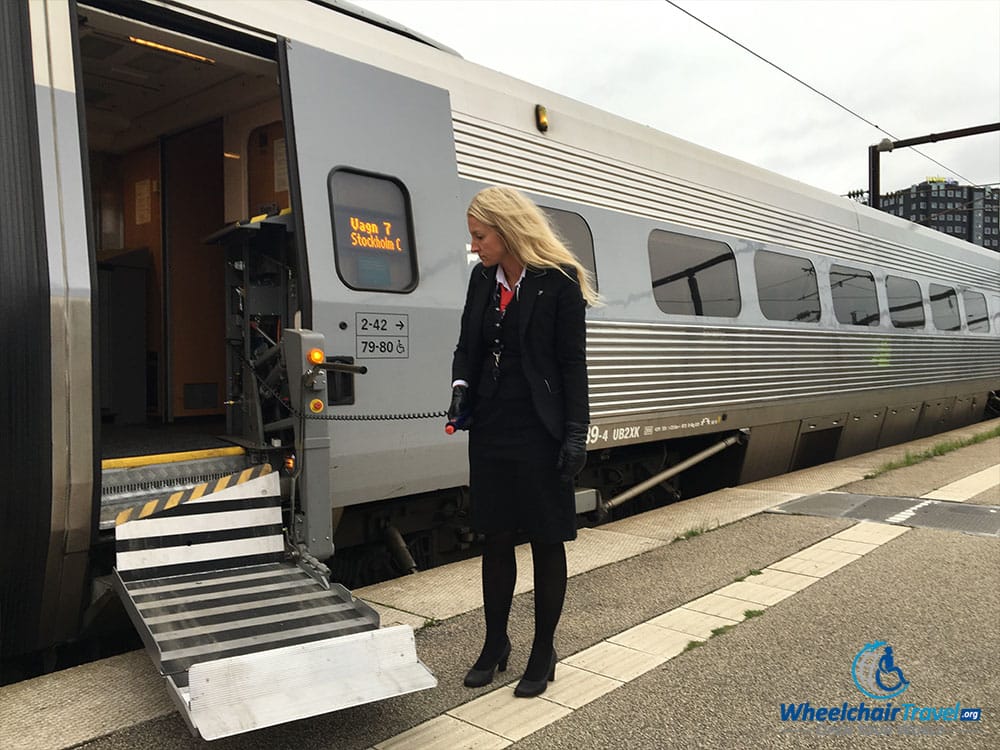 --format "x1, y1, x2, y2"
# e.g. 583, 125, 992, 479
113, 465, 436, 740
